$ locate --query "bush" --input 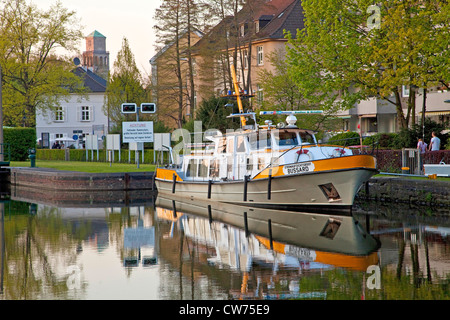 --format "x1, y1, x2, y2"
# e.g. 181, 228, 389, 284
3, 128, 36, 161
363, 133, 398, 148
327, 131, 361, 146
